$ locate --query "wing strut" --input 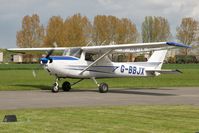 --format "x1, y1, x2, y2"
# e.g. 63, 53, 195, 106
79, 50, 112, 75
